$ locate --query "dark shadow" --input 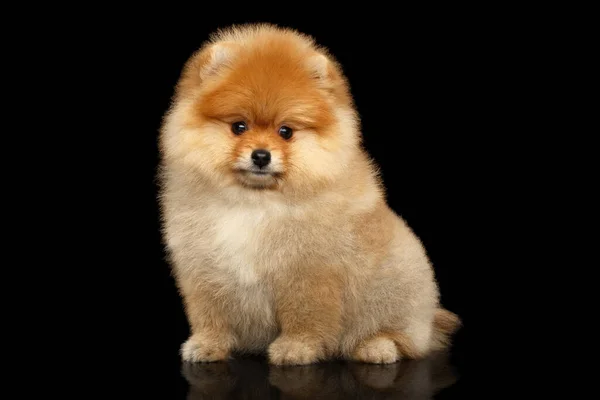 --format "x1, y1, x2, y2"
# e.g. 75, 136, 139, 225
182, 351, 458, 399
